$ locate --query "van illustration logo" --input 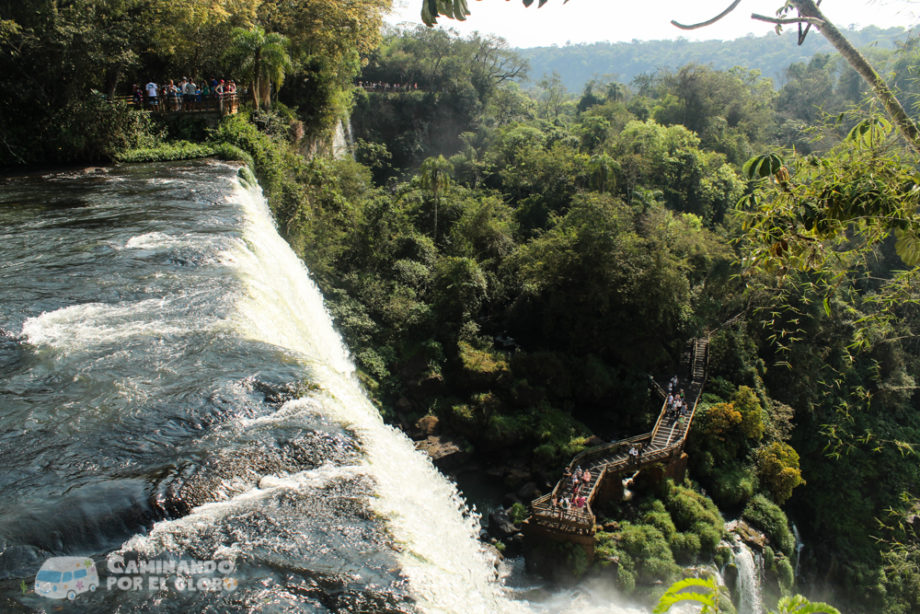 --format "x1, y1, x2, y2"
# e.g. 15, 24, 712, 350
34, 557, 99, 600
